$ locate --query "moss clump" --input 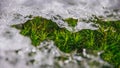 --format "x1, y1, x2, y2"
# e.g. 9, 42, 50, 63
12, 16, 120, 67
64, 18, 78, 27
